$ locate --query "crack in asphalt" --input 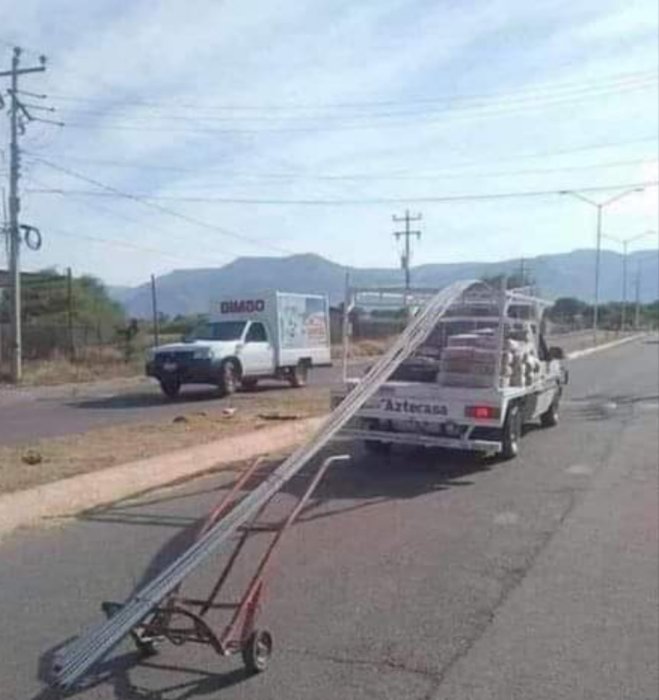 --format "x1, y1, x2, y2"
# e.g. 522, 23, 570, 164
282, 645, 438, 680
